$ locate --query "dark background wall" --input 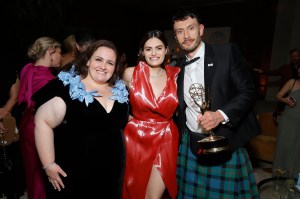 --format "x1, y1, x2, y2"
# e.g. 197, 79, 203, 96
2, 0, 278, 68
